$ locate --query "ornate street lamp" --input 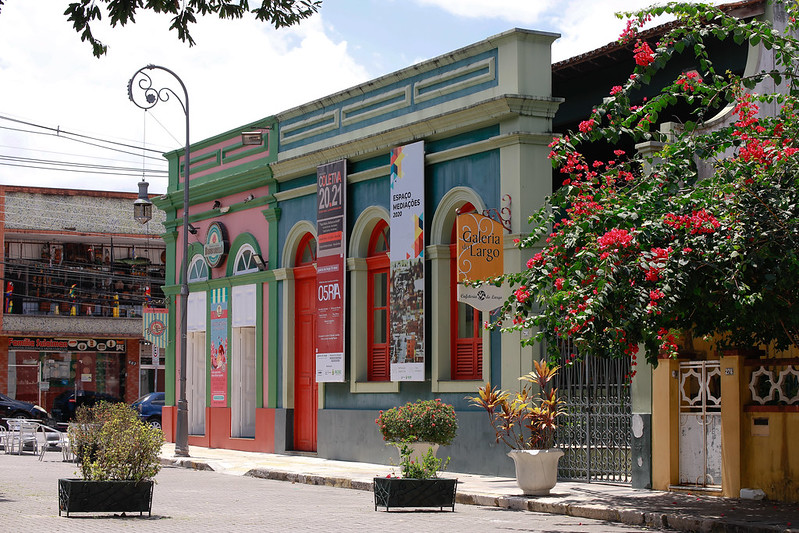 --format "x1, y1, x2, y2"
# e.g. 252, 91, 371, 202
128, 64, 190, 457
133, 178, 153, 224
